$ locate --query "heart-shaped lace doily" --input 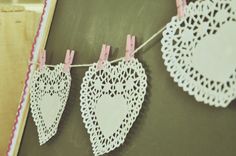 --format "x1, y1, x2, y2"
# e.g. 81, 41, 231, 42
161, 0, 236, 107
80, 58, 147, 156
30, 64, 71, 145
